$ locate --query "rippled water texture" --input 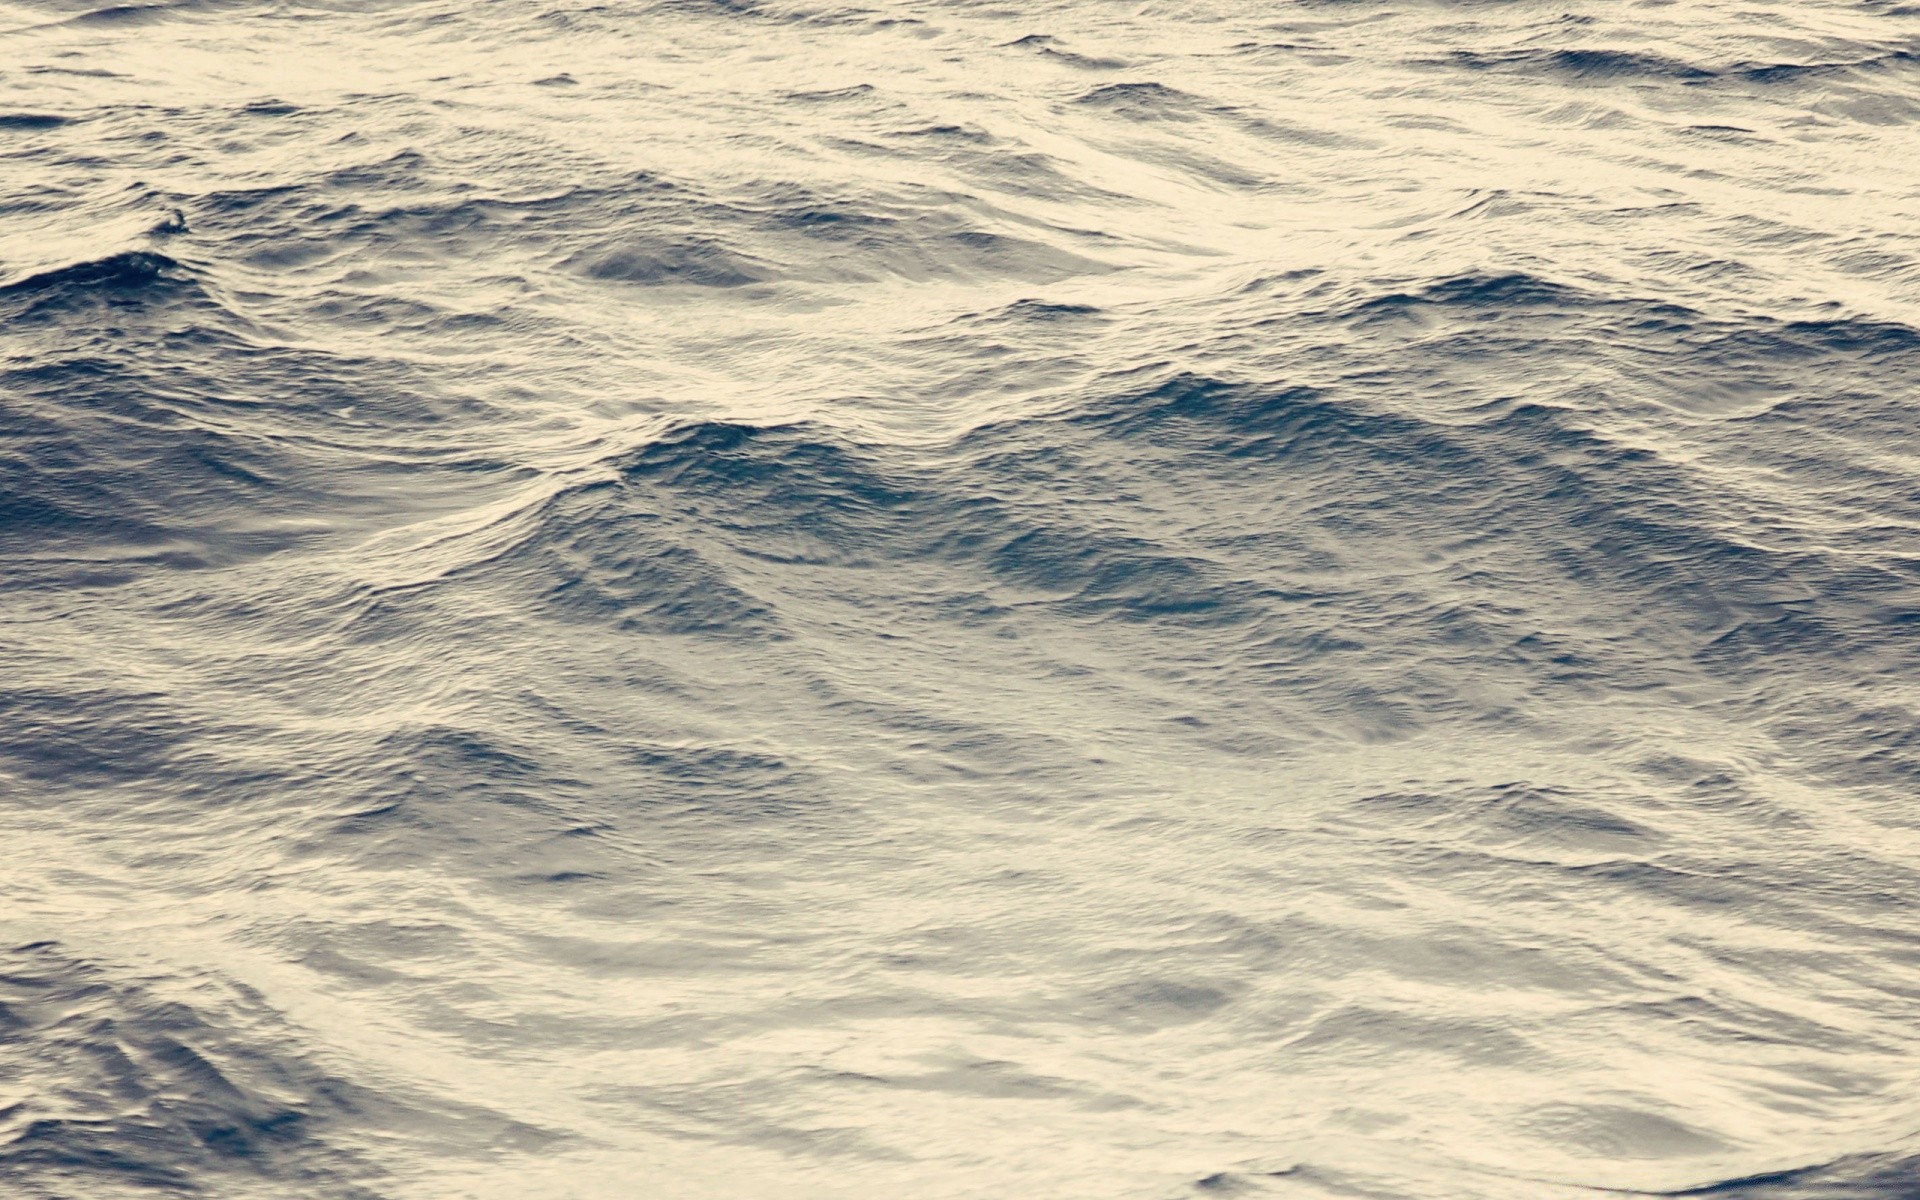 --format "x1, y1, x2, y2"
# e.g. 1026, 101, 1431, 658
6, 0, 1920, 1196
